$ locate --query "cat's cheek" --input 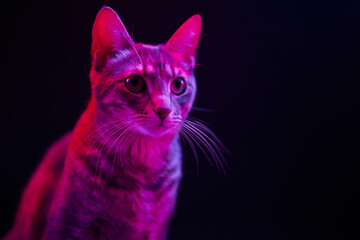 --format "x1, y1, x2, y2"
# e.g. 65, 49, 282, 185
116, 88, 150, 112
176, 92, 192, 105
174, 91, 193, 114
177, 105, 190, 121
